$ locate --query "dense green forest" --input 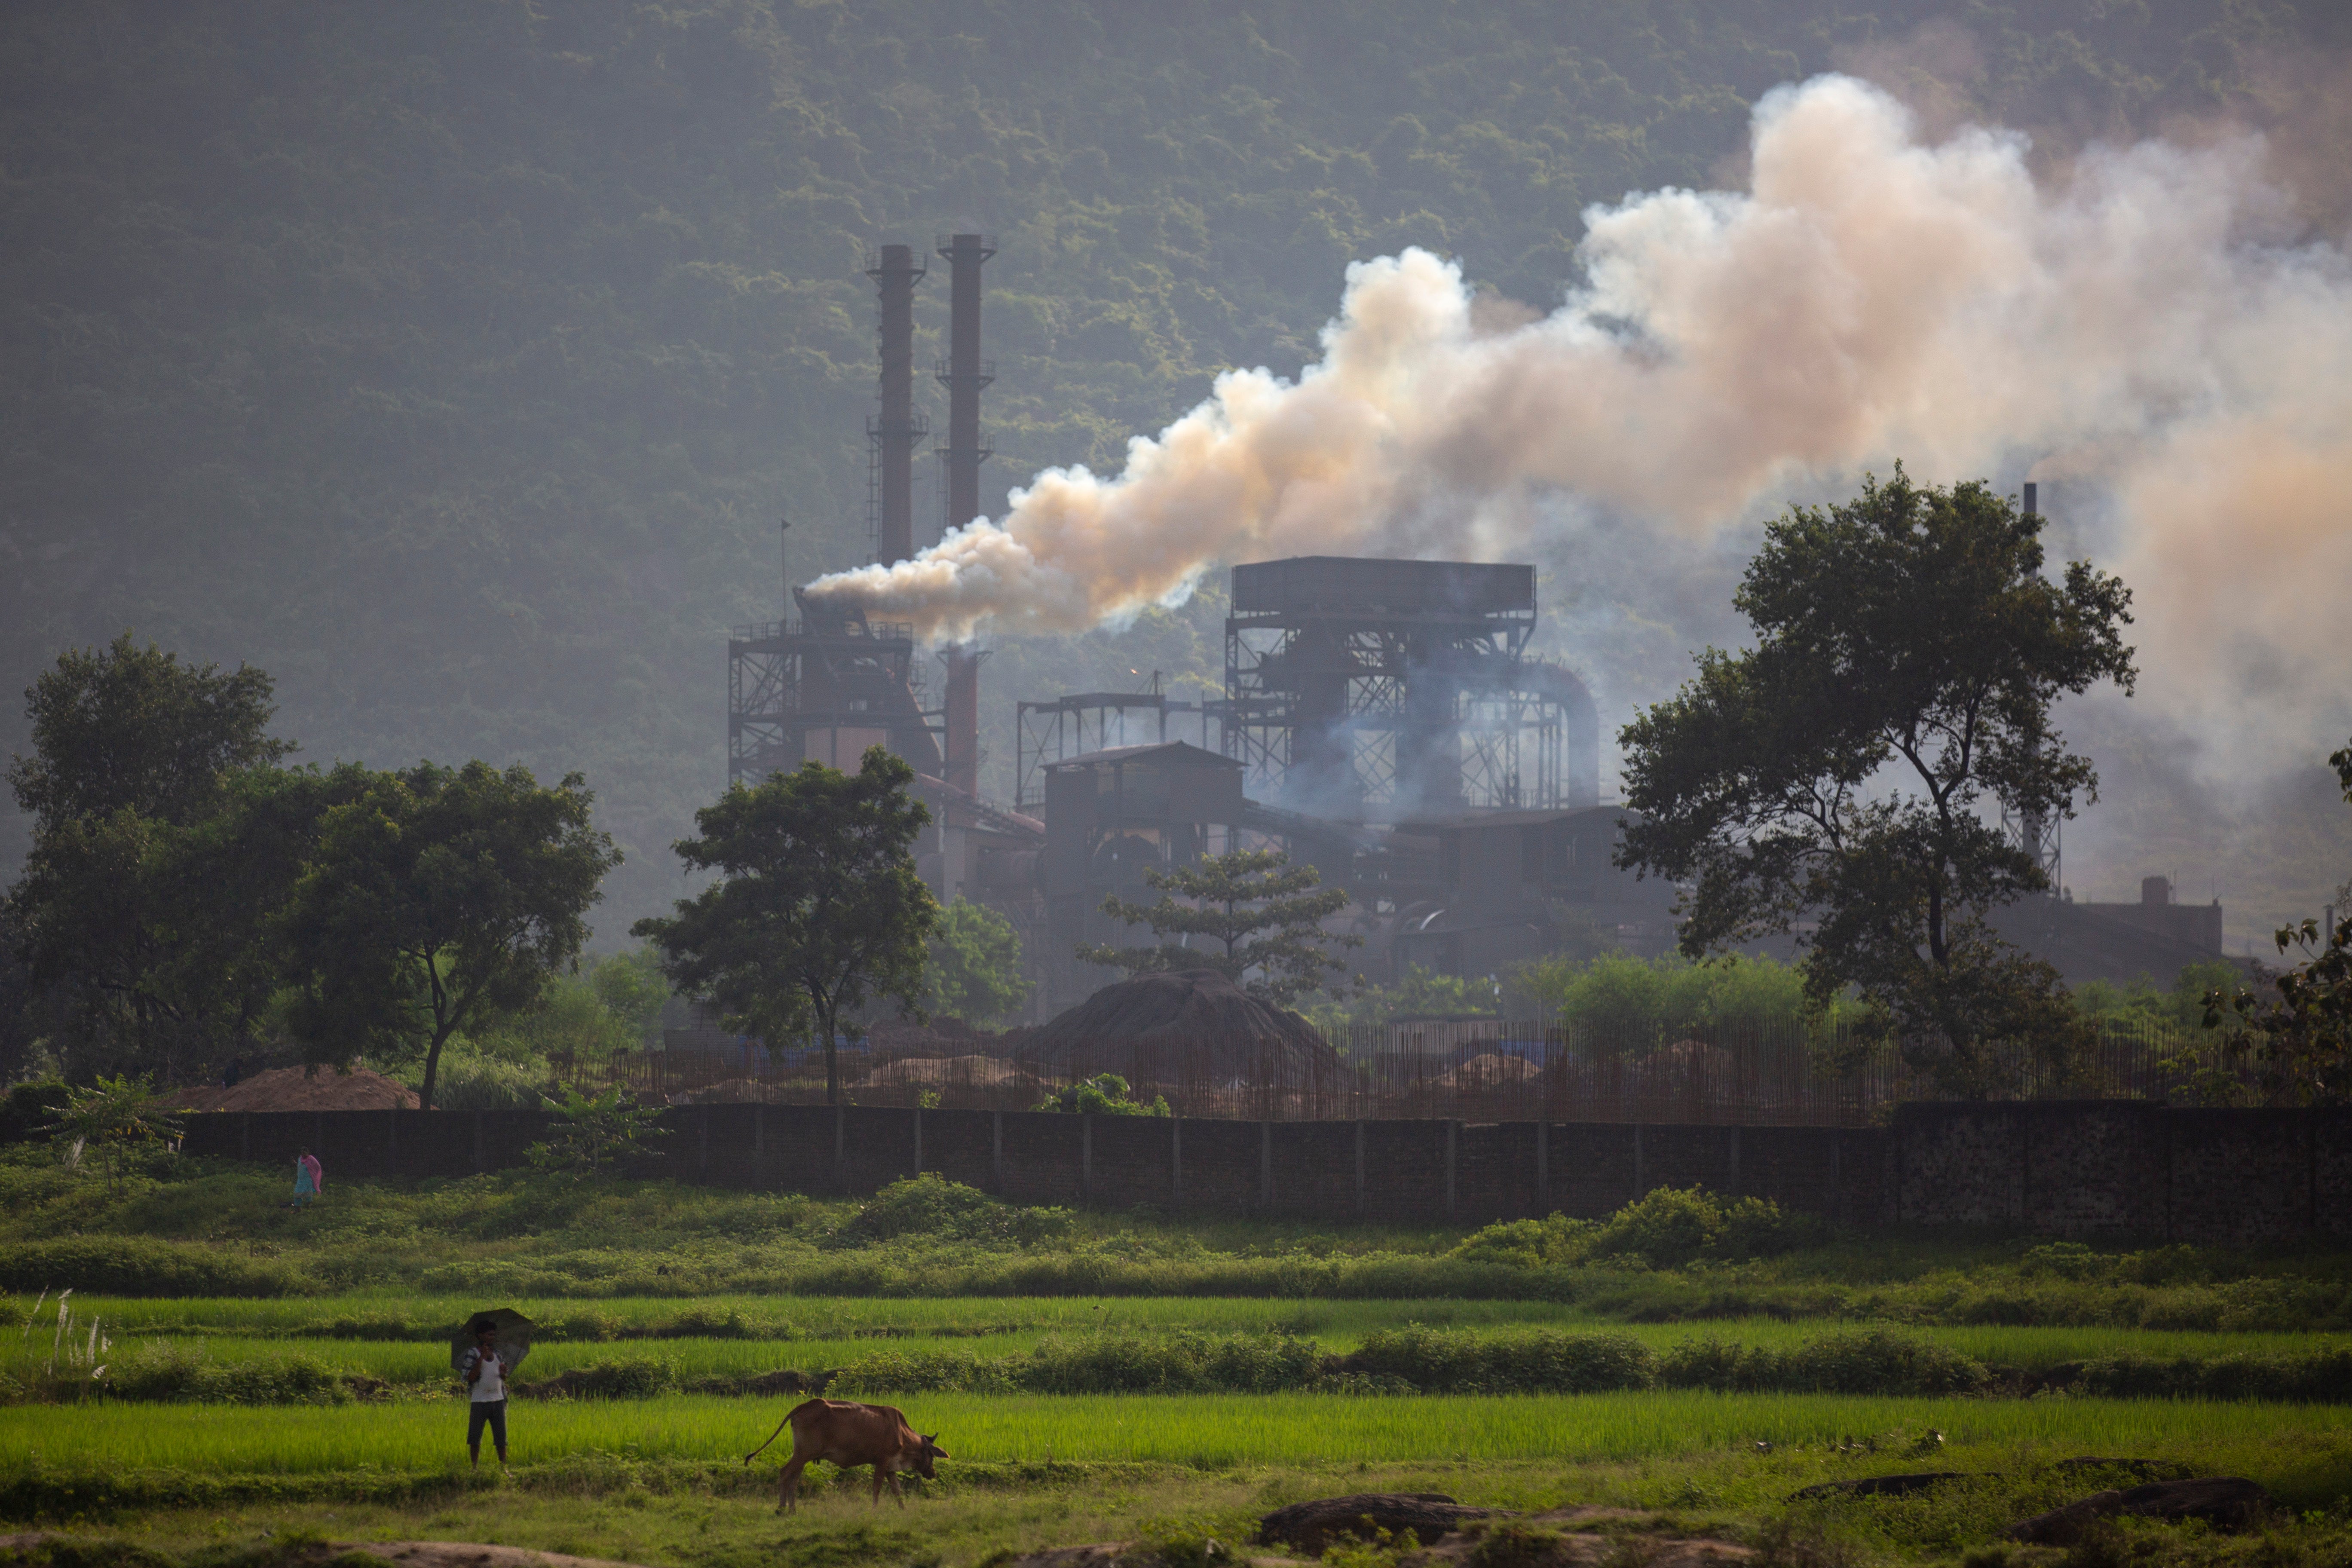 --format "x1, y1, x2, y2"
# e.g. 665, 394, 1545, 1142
3, 0, 2346, 935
